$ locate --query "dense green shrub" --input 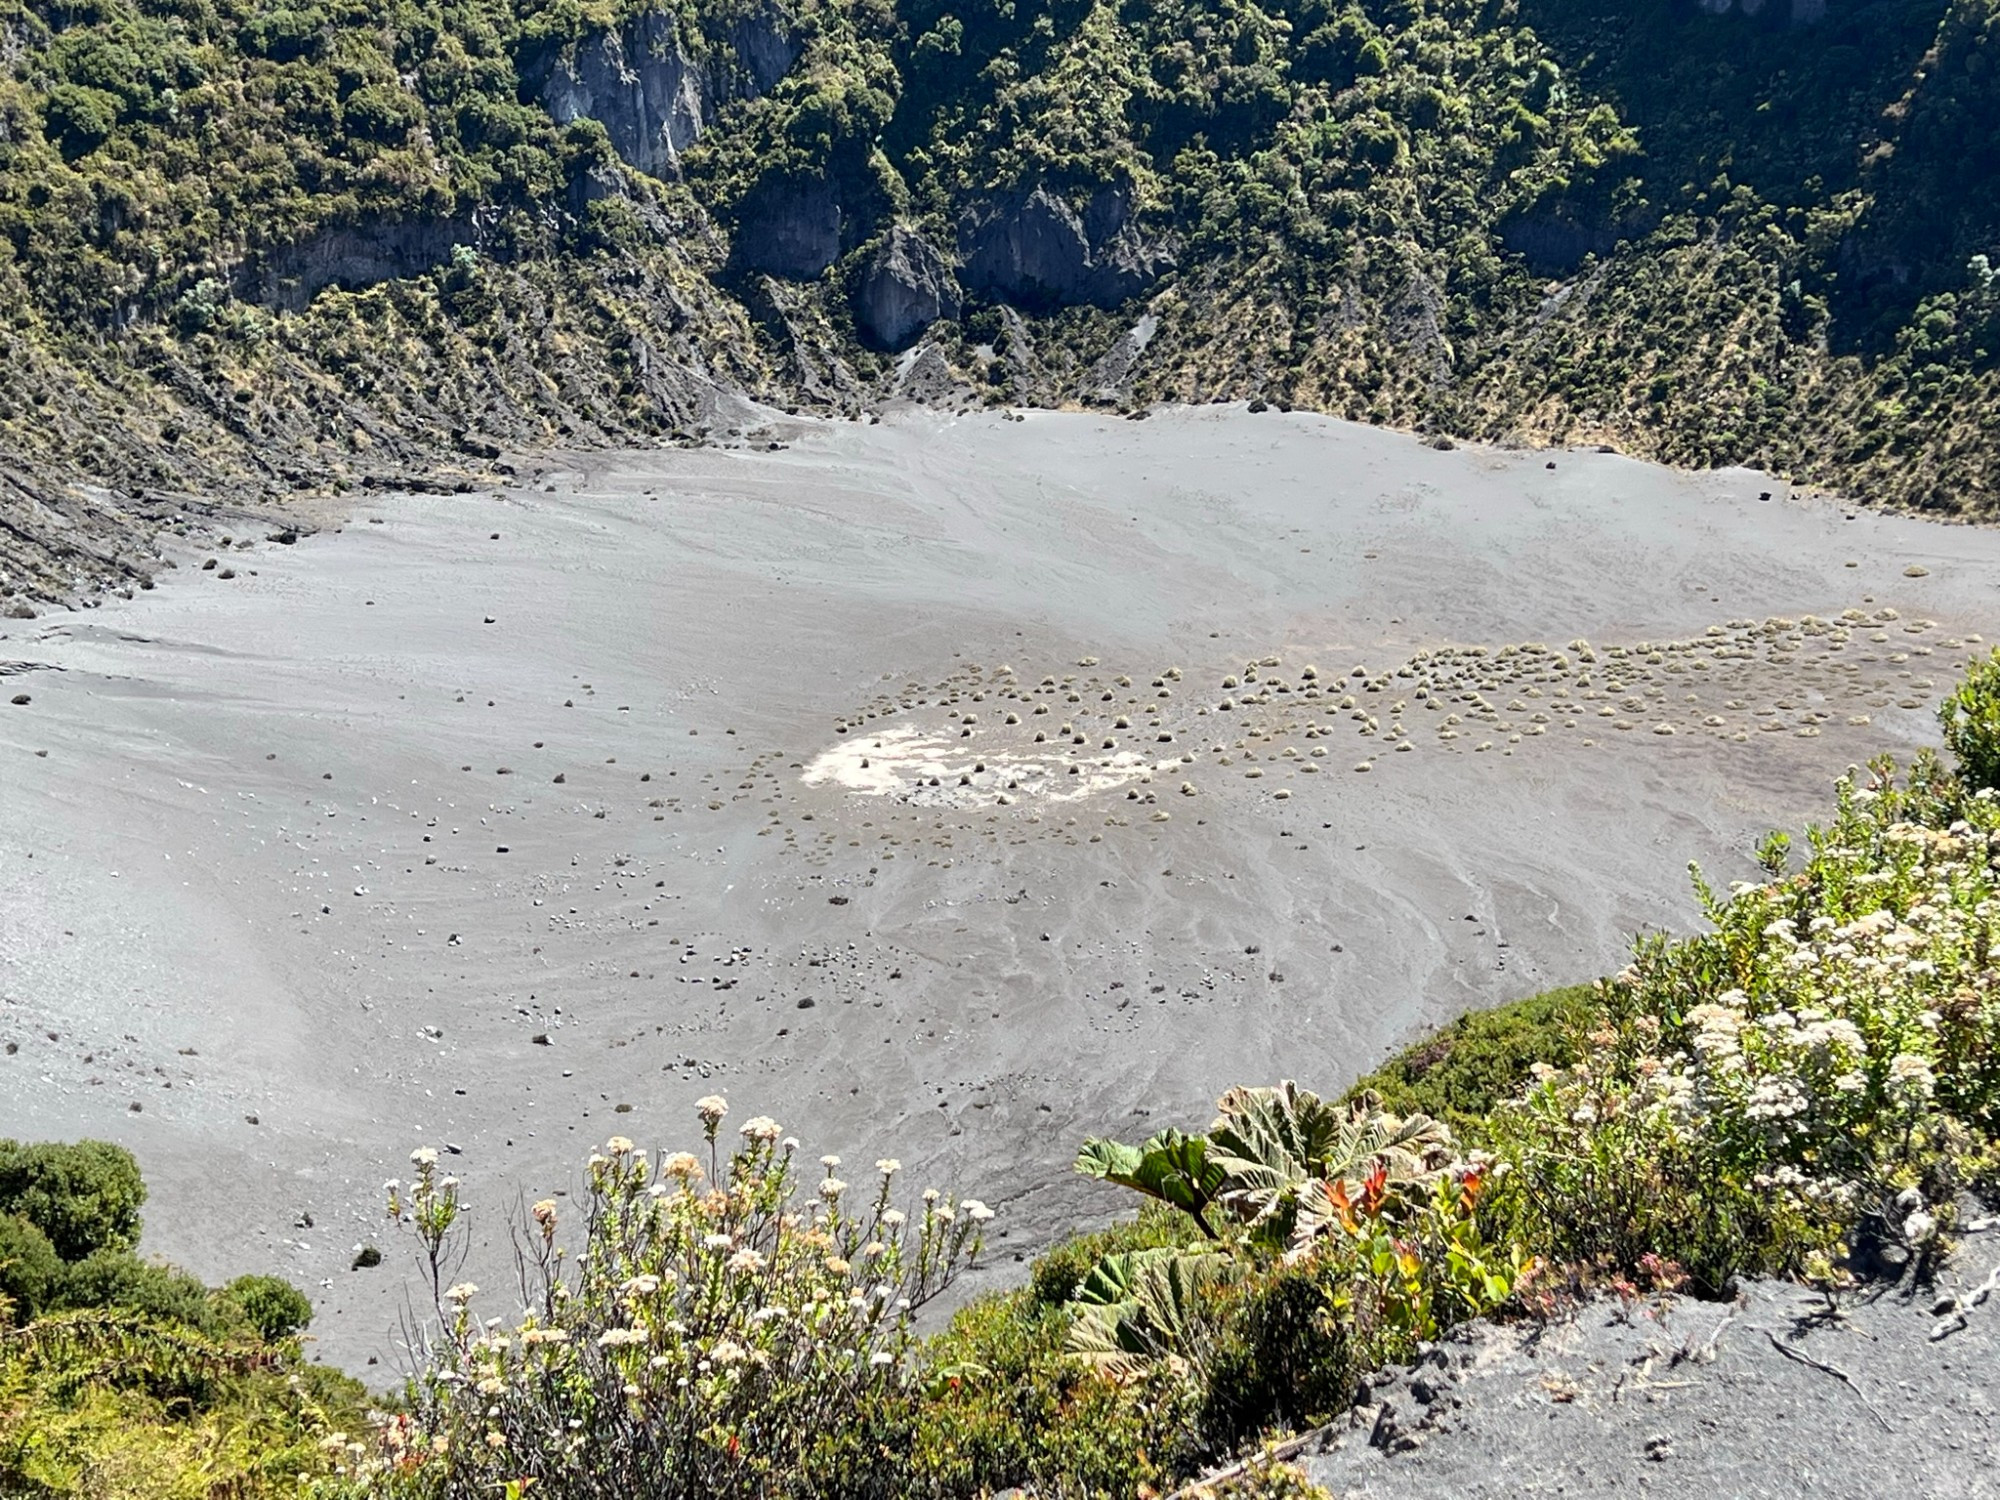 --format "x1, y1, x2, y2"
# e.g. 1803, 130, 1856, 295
220, 1274, 315, 1342
53, 1250, 218, 1332
0, 1140, 146, 1262
0, 1213, 62, 1325
1342, 982, 1597, 1126
896, 1289, 1204, 1498
1939, 646, 2000, 791
0, 1146, 358, 1500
